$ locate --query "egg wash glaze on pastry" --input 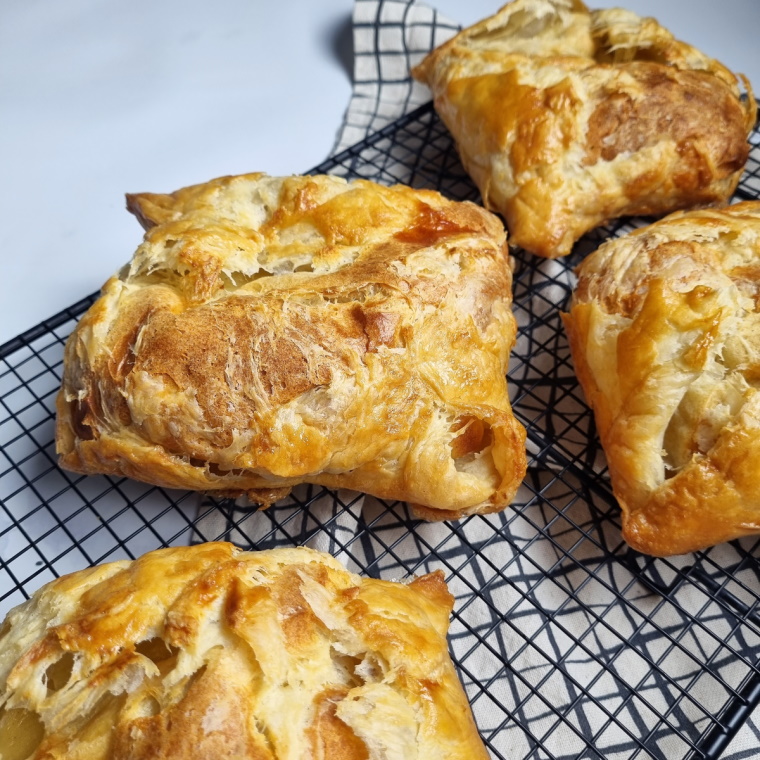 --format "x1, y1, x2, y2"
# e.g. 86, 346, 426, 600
56, 173, 527, 519
413, 0, 756, 258
564, 202, 760, 556
0, 543, 490, 760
